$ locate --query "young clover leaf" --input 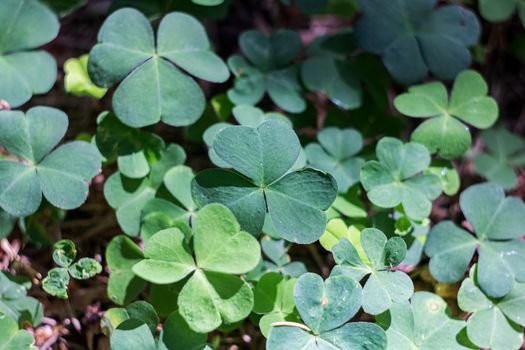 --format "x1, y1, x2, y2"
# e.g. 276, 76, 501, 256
0, 312, 37, 350
425, 160, 460, 196
479, 0, 525, 28
64, 55, 107, 99
192, 119, 338, 243
377, 292, 470, 350
0, 272, 43, 327
132, 204, 261, 333
52, 239, 76, 267
425, 182, 525, 298
474, 128, 525, 189
0, 0, 59, 108
227, 30, 305, 113
394, 70, 499, 159
305, 127, 364, 193
331, 228, 413, 315
88, 8, 229, 128
301, 30, 362, 110
253, 272, 300, 337
103, 143, 186, 236
355, 0, 480, 84
260, 238, 307, 278
0, 107, 102, 217
320, 218, 362, 251
458, 265, 525, 350
267, 273, 387, 350
42, 268, 70, 299
106, 235, 146, 305
360, 137, 442, 221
